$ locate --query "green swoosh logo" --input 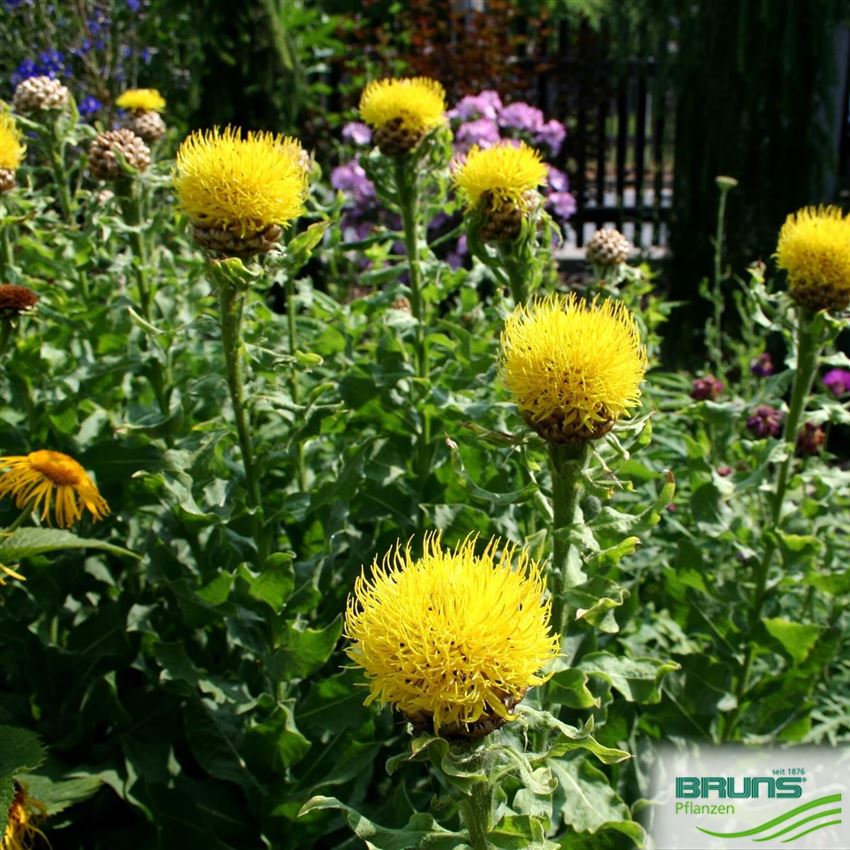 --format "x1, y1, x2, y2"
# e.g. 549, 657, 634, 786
696, 794, 842, 839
